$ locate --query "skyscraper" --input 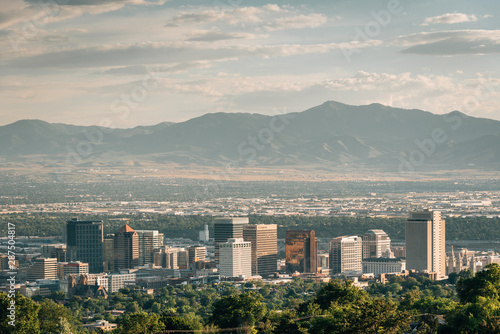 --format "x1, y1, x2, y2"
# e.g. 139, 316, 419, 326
65, 219, 103, 273
135, 230, 161, 266
113, 225, 139, 270
285, 230, 317, 274
243, 224, 277, 278
329, 236, 363, 274
406, 209, 446, 278
219, 238, 252, 278
362, 229, 391, 259
214, 217, 248, 263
